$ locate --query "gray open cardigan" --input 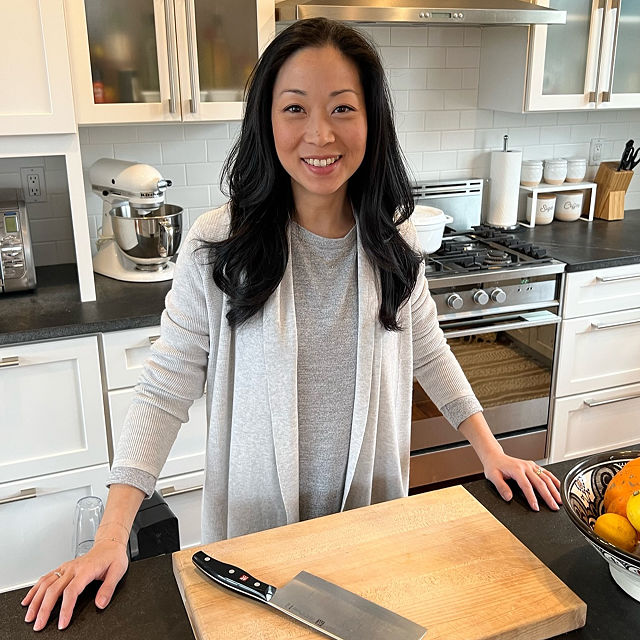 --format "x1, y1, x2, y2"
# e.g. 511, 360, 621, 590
110, 204, 482, 543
